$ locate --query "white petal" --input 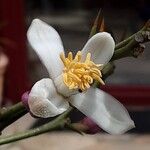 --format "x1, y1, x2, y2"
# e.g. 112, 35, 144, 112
70, 88, 135, 134
28, 78, 69, 118
27, 19, 64, 79
81, 32, 115, 65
